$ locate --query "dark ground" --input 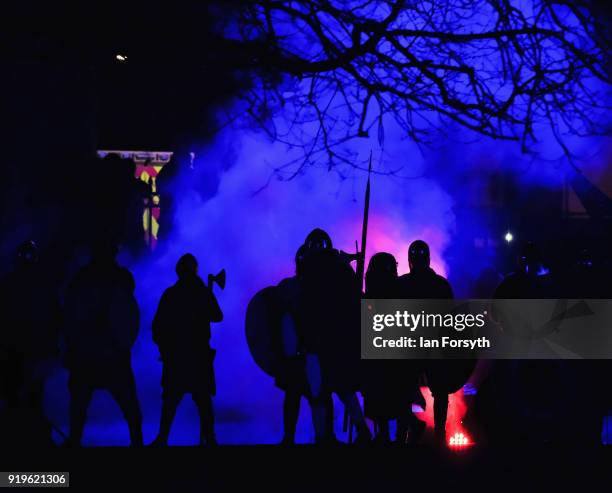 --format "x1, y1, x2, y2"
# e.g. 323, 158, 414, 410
3, 443, 611, 492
